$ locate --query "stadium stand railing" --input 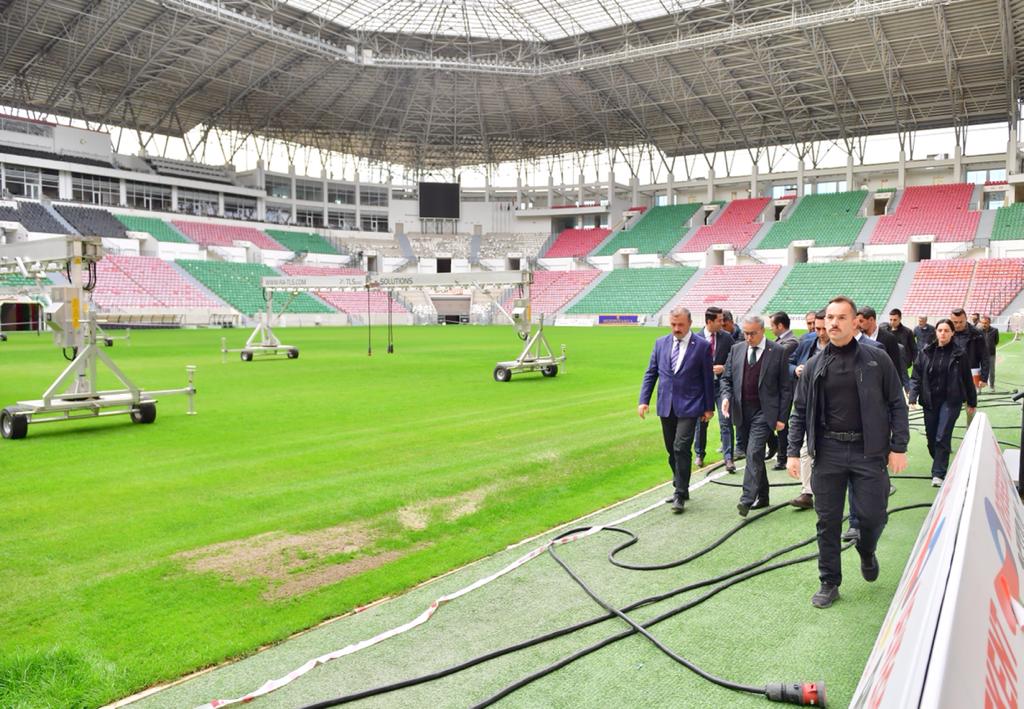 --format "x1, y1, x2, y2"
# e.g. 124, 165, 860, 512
869, 183, 980, 244
595, 204, 702, 256
543, 228, 611, 258
176, 260, 334, 316
763, 261, 903, 316
674, 264, 780, 316
756, 191, 868, 250
566, 267, 696, 315
676, 197, 771, 253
